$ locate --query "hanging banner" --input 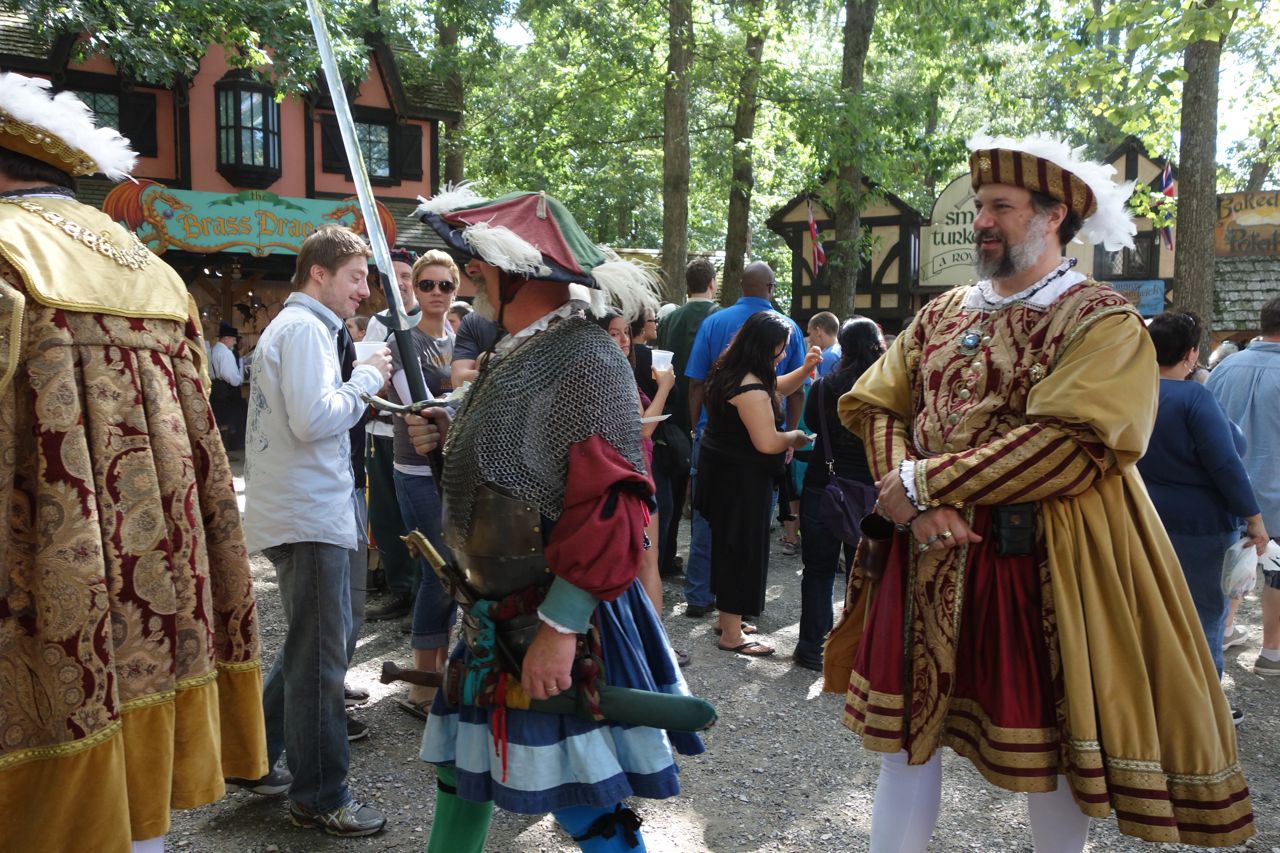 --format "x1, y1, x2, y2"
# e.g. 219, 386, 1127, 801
102, 180, 396, 256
